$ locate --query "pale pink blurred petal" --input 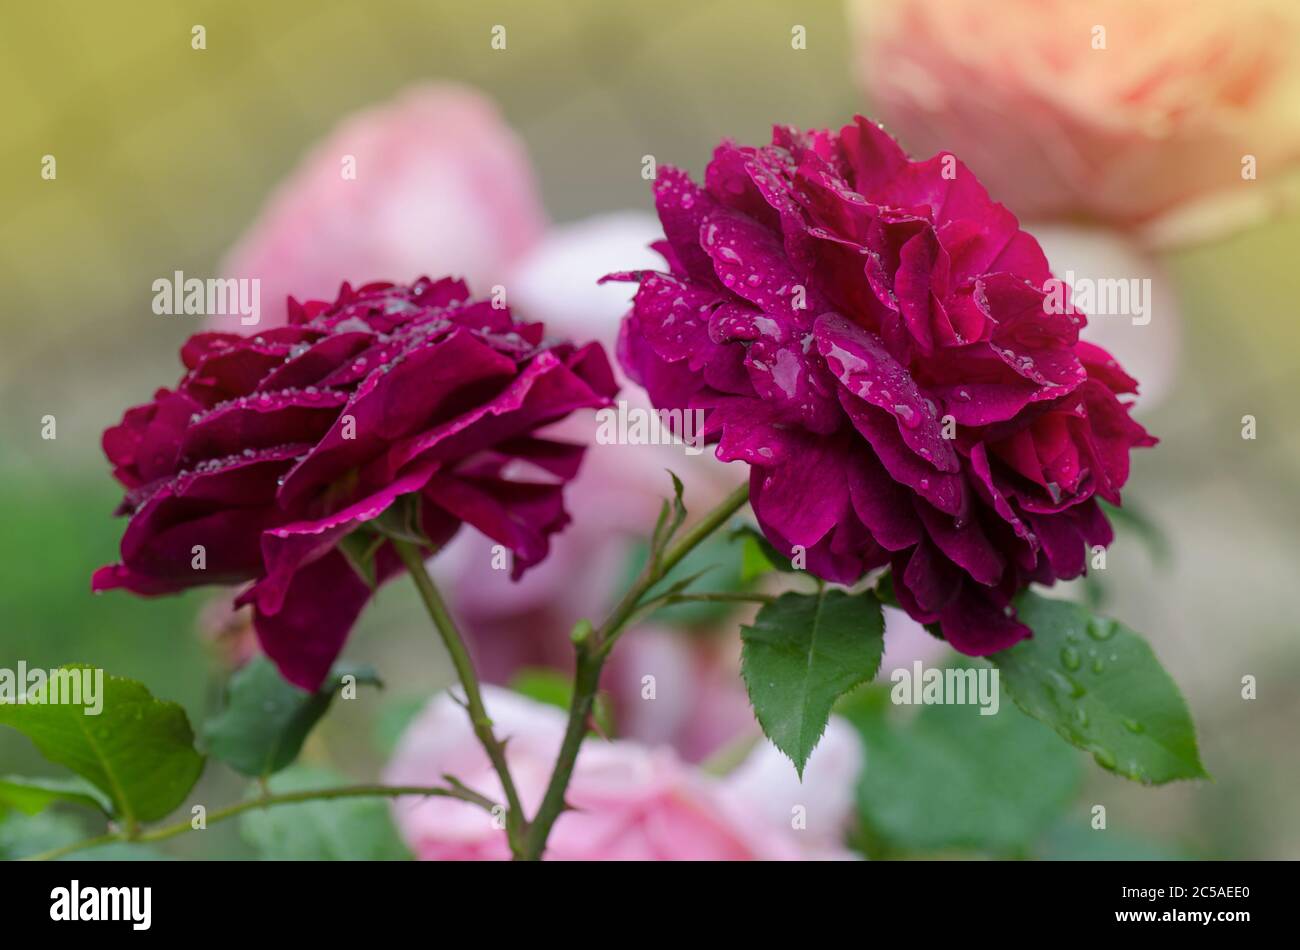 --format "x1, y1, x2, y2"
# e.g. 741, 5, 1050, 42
606, 628, 759, 763
1032, 225, 1180, 410
385, 686, 860, 860
879, 605, 948, 674
220, 82, 546, 330
721, 716, 864, 860
510, 211, 666, 354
